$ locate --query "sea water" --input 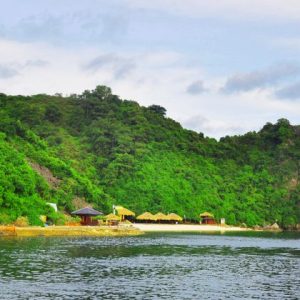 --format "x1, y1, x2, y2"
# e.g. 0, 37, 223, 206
0, 232, 299, 299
